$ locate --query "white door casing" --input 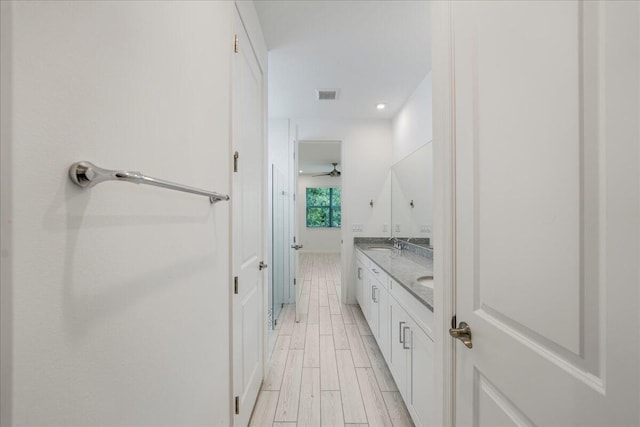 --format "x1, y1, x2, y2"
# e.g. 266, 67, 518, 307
293, 137, 303, 322
450, 1, 639, 426
232, 11, 264, 426
272, 165, 287, 326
